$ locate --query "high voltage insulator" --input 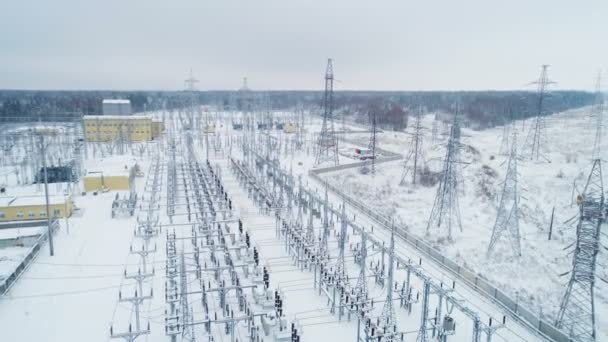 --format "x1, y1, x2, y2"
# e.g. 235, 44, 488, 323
315, 58, 339, 166
556, 159, 604, 342
487, 131, 521, 257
